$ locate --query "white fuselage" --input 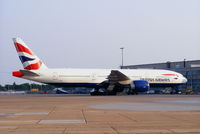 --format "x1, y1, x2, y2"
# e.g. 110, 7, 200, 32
22, 68, 187, 87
